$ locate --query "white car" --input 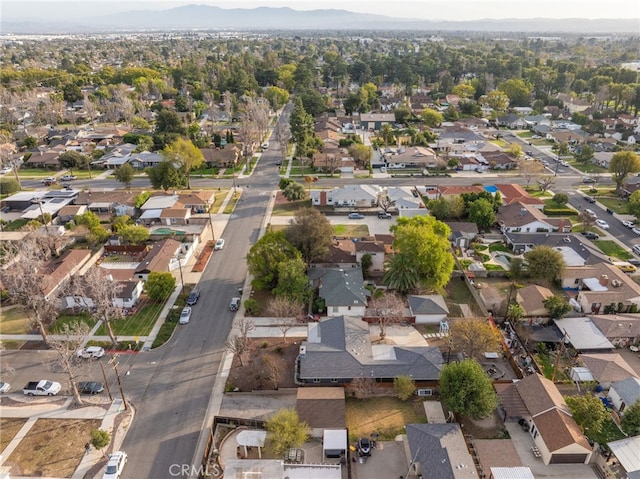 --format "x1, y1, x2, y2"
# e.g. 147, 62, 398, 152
41, 176, 56, 183
214, 238, 225, 250
0, 167, 11, 175
560, 160, 570, 167
60, 174, 77, 181
622, 220, 635, 228
179, 306, 192, 324
595, 219, 610, 230
77, 346, 105, 359
103, 451, 127, 479
0, 381, 10, 393
633, 227, 640, 236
